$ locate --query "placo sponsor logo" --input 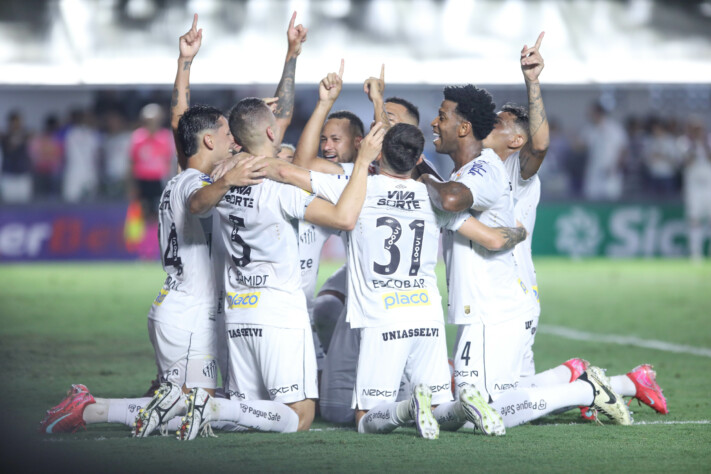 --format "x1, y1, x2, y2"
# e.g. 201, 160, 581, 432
226, 291, 260, 309
382, 289, 430, 310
